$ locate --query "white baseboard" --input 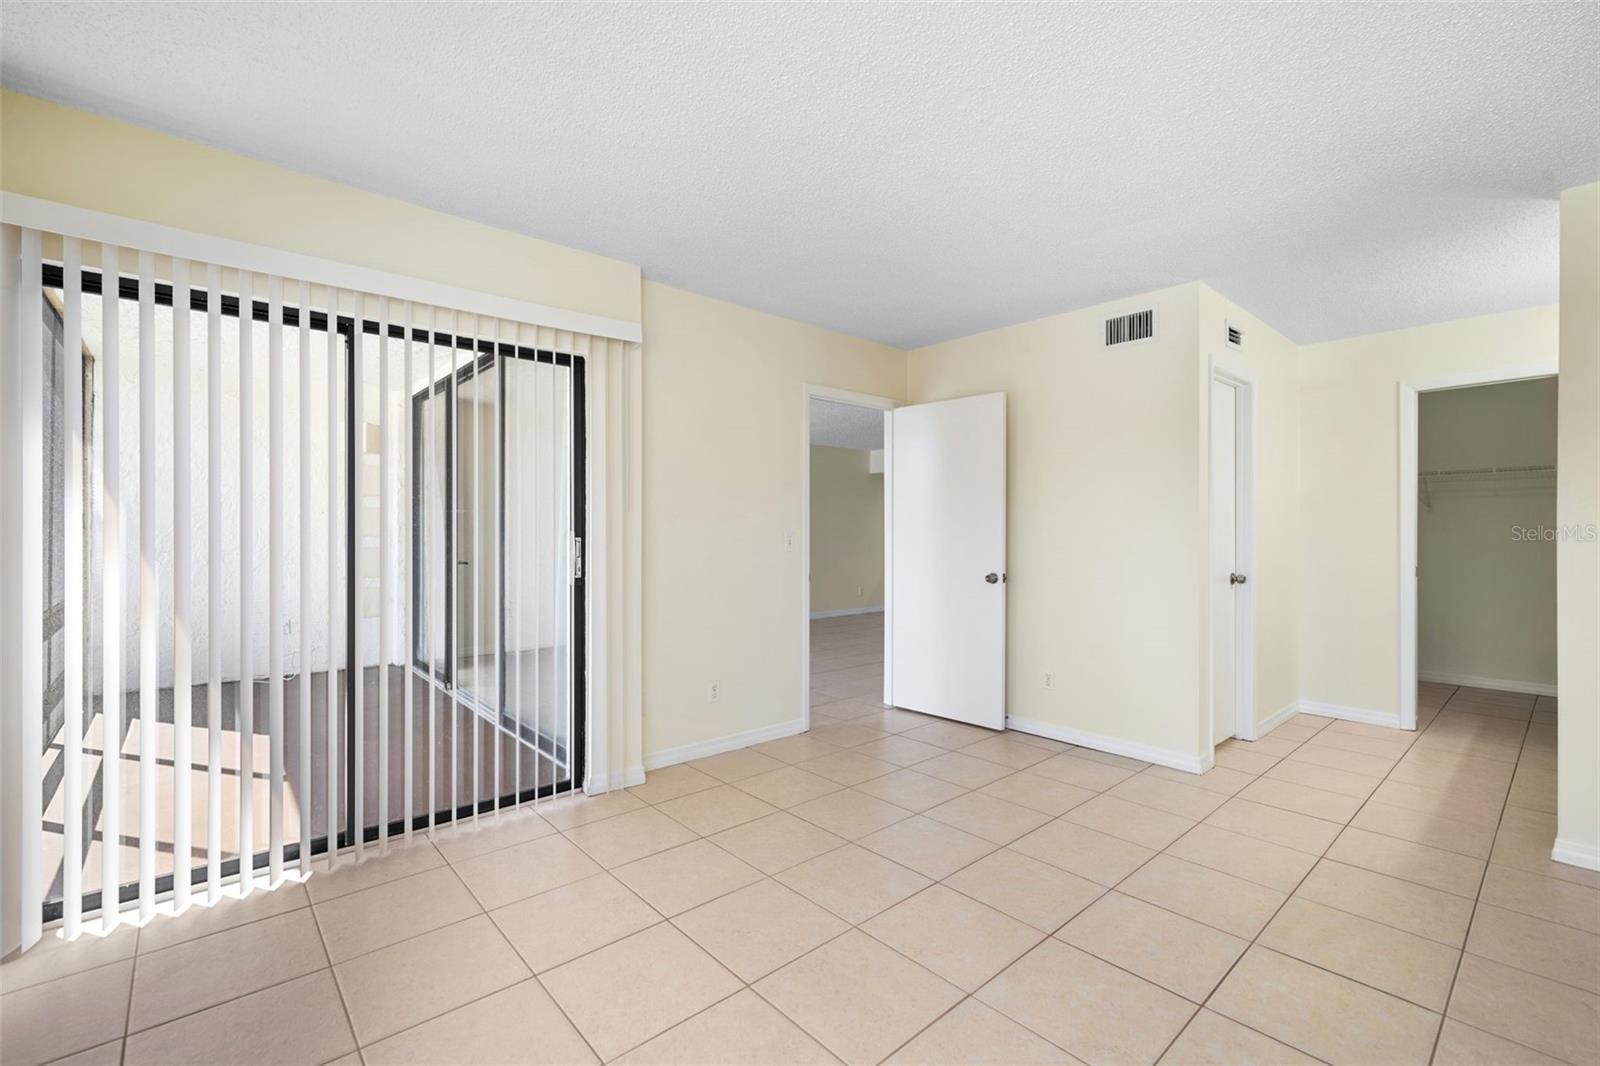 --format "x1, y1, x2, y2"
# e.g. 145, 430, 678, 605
1005, 715, 1208, 774
1418, 671, 1557, 698
1295, 699, 1403, 730
1246, 701, 1300, 741
809, 606, 885, 620
642, 717, 807, 772
1552, 837, 1600, 872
